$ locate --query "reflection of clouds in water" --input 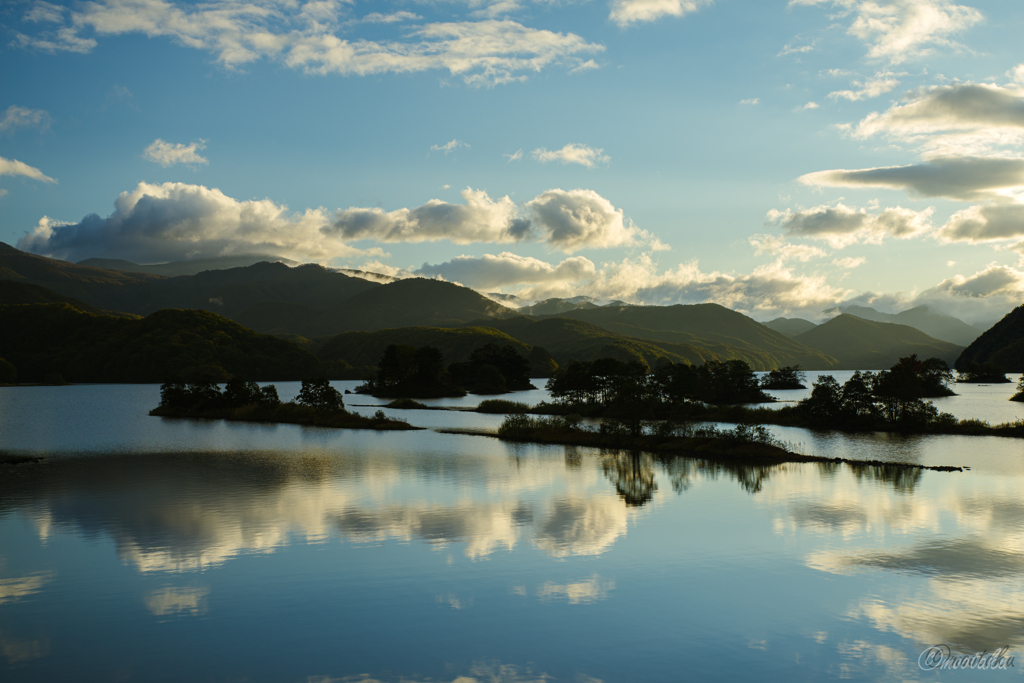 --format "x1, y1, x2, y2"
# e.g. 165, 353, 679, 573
533, 496, 629, 558
144, 586, 209, 617
834, 640, 914, 682
306, 659, 581, 683
0, 631, 50, 663
535, 574, 615, 604
0, 571, 53, 604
